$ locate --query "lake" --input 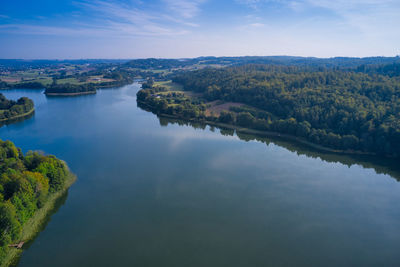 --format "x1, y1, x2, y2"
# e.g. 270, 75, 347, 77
1, 83, 400, 266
